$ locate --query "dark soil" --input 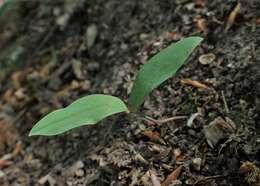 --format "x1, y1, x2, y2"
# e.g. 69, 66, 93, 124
0, 0, 259, 185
